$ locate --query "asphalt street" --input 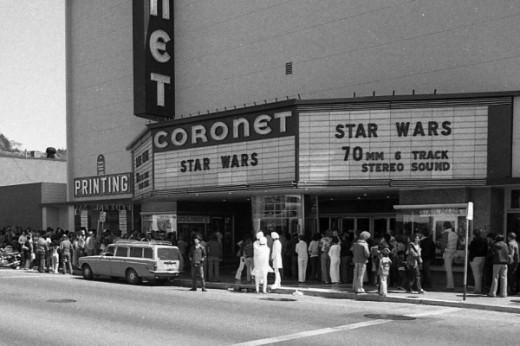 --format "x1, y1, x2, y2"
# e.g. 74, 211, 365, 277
0, 270, 519, 346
